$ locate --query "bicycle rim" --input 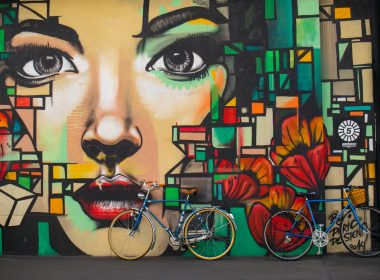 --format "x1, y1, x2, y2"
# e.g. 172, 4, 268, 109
264, 210, 313, 260
108, 209, 154, 260
184, 208, 235, 260
340, 206, 380, 257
